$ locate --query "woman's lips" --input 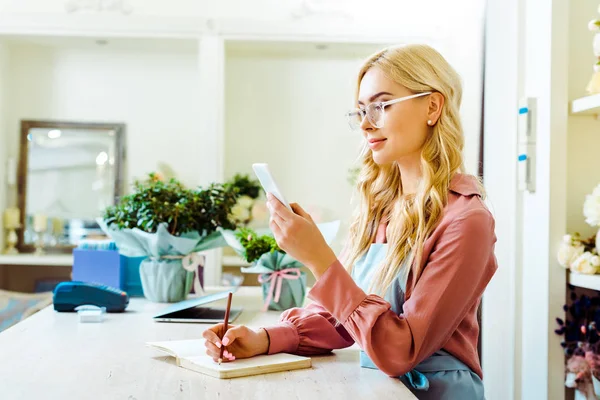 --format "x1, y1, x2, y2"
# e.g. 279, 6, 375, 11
368, 138, 387, 150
